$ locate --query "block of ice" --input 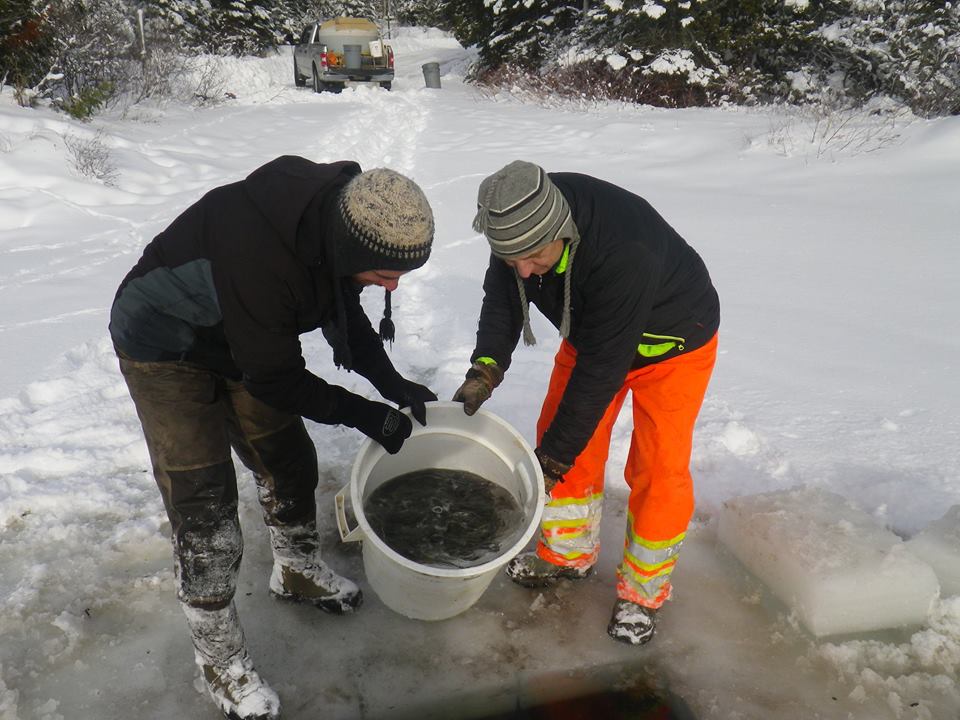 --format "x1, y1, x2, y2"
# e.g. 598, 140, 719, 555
717, 486, 940, 637
906, 505, 960, 597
